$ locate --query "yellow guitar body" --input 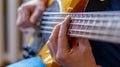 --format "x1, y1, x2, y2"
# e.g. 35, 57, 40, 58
36, 0, 88, 67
